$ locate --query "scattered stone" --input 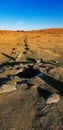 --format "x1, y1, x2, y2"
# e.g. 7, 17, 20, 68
56, 60, 59, 63
36, 59, 42, 63
13, 64, 23, 70
20, 63, 24, 67
16, 68, 24, 74
16, 52, 22, 61
46, 93, 60, 104
36, 58, 45, 64
0, 84, 16, 93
